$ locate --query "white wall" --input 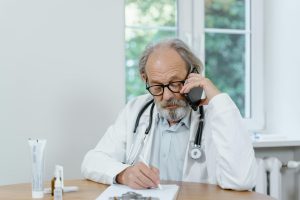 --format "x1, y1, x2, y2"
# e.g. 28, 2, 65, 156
264, 0, 300, 137
0, 0, 125, 185
257, 1, 300, 199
